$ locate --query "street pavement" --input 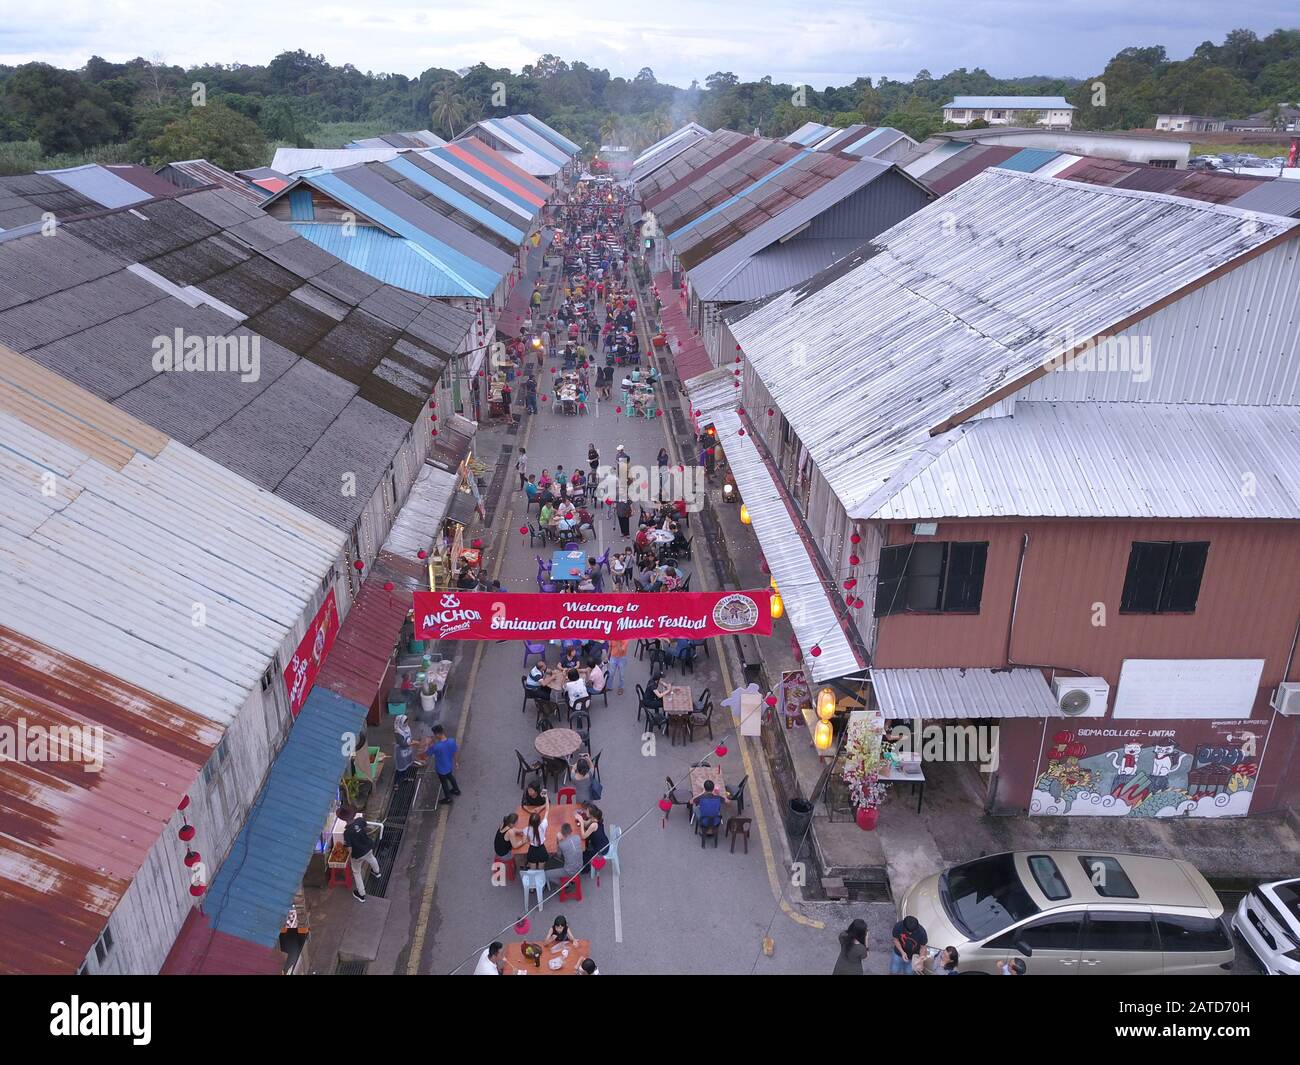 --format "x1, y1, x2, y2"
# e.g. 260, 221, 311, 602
395, 236, 892, 975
